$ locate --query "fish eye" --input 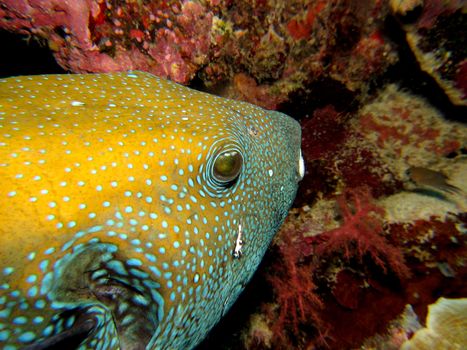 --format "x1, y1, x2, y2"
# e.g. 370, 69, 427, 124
212, 150, 243, 183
